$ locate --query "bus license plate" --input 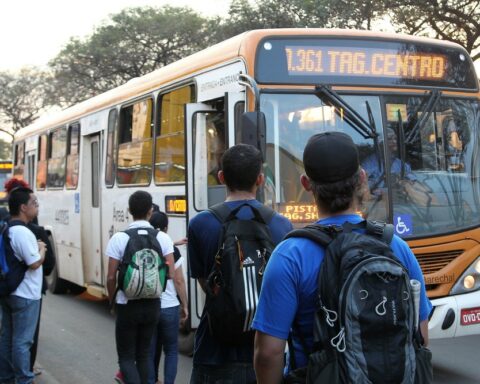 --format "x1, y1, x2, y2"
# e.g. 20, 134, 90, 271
460, 307, 480, 326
